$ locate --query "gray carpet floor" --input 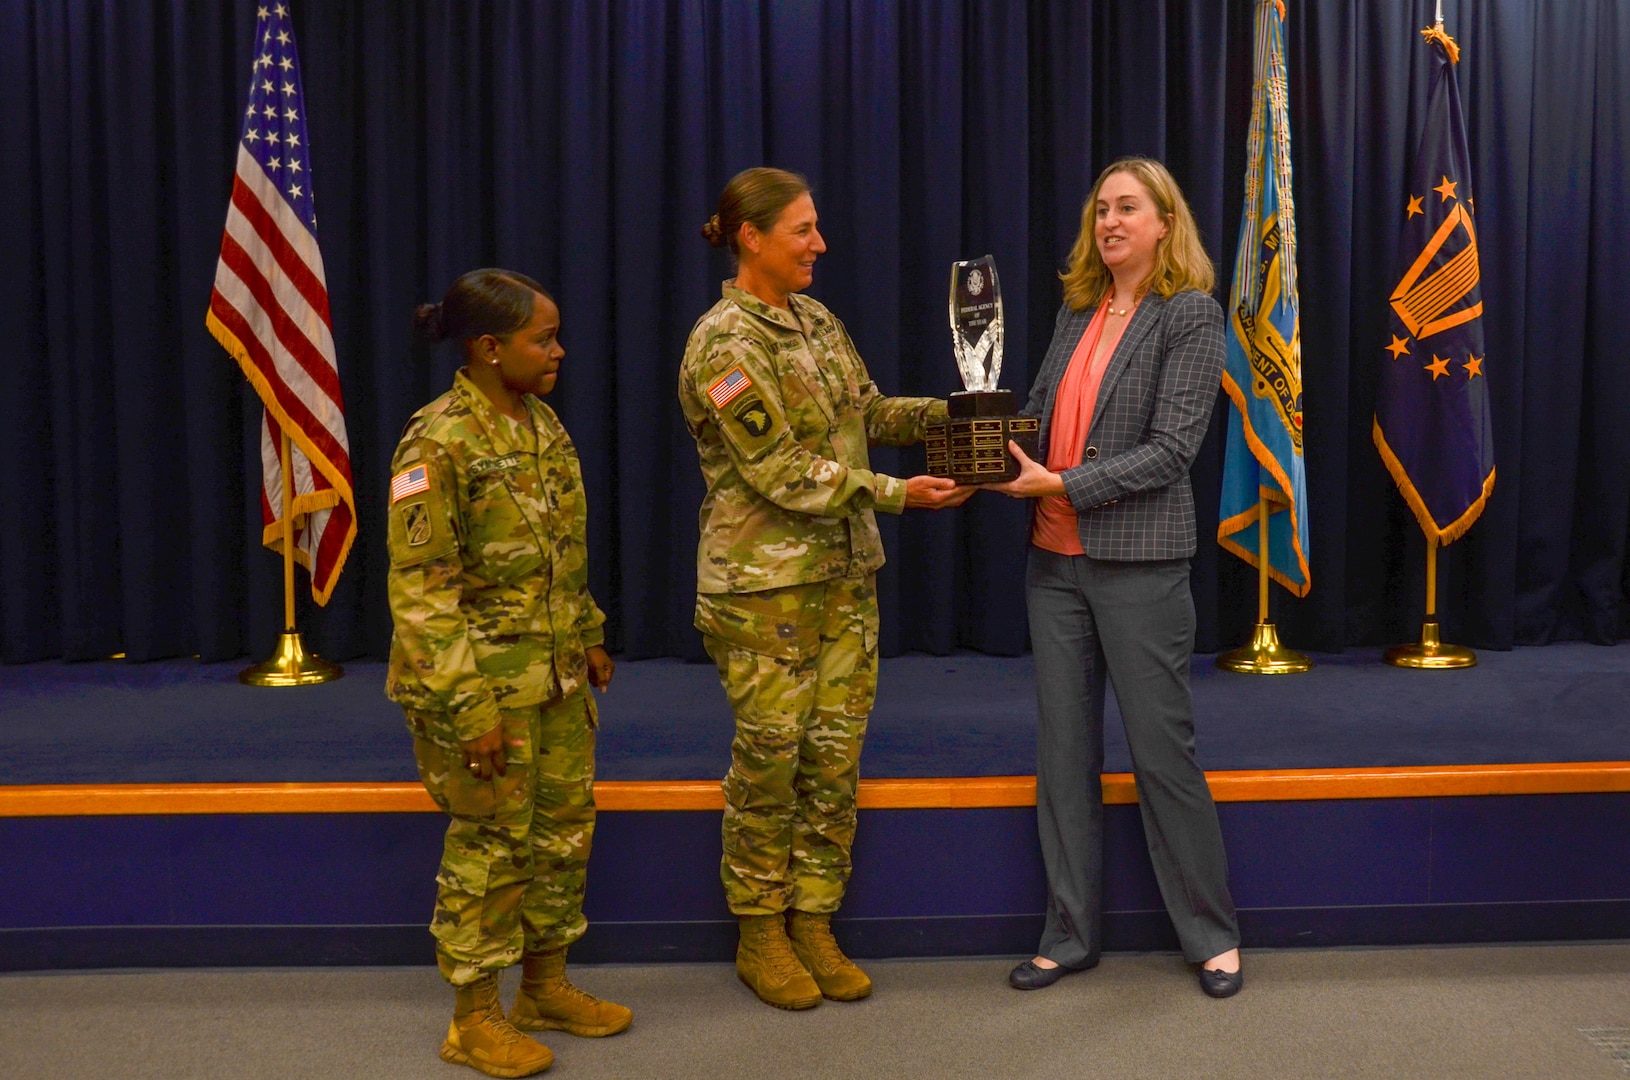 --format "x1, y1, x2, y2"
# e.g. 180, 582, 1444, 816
3, 944, 1629, 1079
